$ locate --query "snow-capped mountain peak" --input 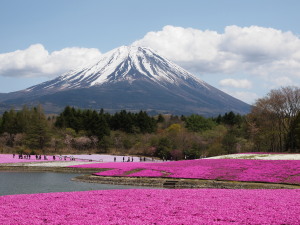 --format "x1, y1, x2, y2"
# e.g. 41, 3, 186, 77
1, 45, 250, 115
26, 45, 209, 92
